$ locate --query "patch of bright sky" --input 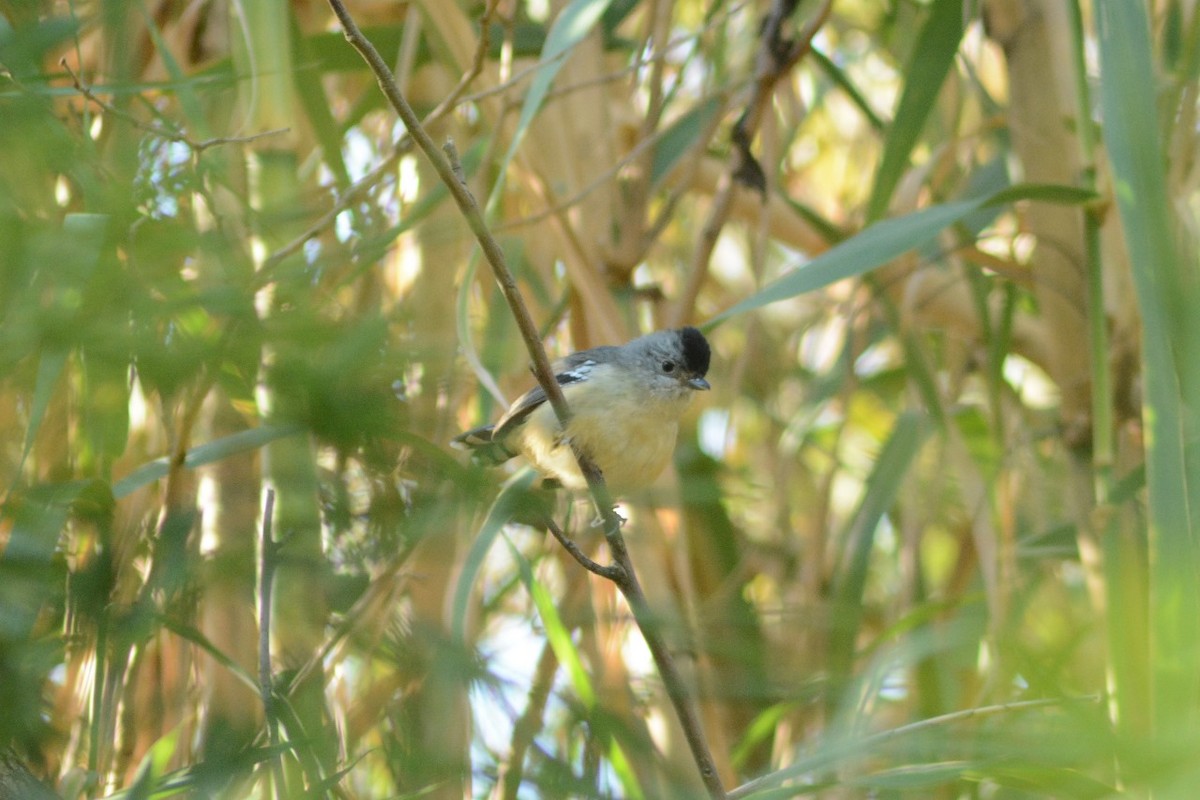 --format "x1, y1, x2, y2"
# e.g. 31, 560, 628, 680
198, 471, 218, 555
800, 315, 848, 373
698, 407, 731, 460
878, 664, 909, 702
709, 231, 749, 285
854, 339, 900, 378
1002, 353, 1058, 410
527, 0, 549, 23
397, 154, 420, 203
471, 615, 561, 754
468, 559, 624, 797
343, 127, 375, 182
